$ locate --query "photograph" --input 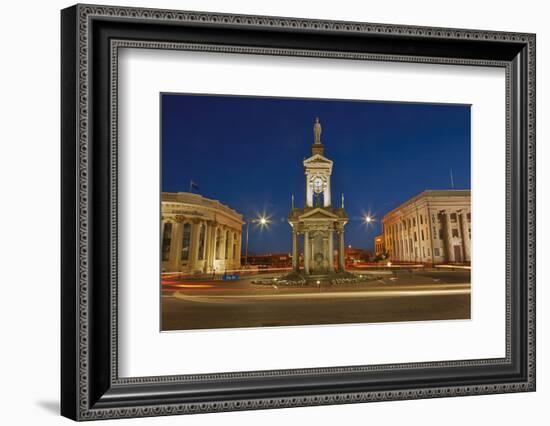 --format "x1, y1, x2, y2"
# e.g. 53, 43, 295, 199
160, 94, 472, 331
